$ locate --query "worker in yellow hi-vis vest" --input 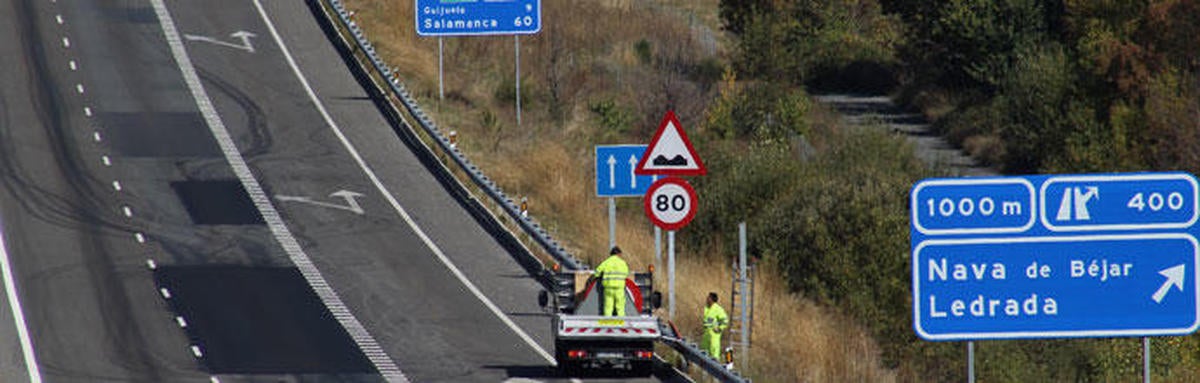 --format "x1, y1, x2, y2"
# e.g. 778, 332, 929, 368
702, 292, 728, 359
594, 246, 630, 316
